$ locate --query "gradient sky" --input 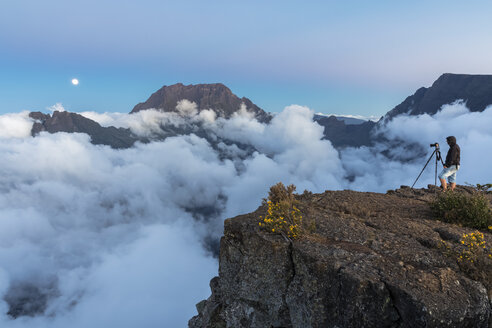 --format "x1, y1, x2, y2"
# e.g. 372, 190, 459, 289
1, 0, 492, 116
